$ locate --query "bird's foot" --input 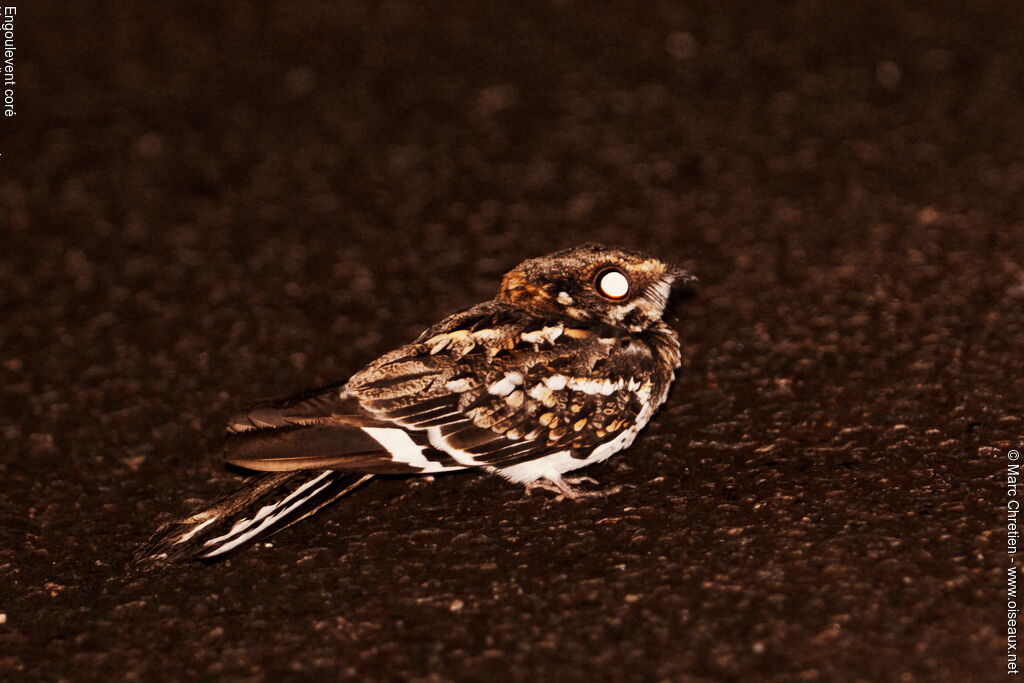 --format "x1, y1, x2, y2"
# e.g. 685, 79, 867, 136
524, 475, 622, 501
